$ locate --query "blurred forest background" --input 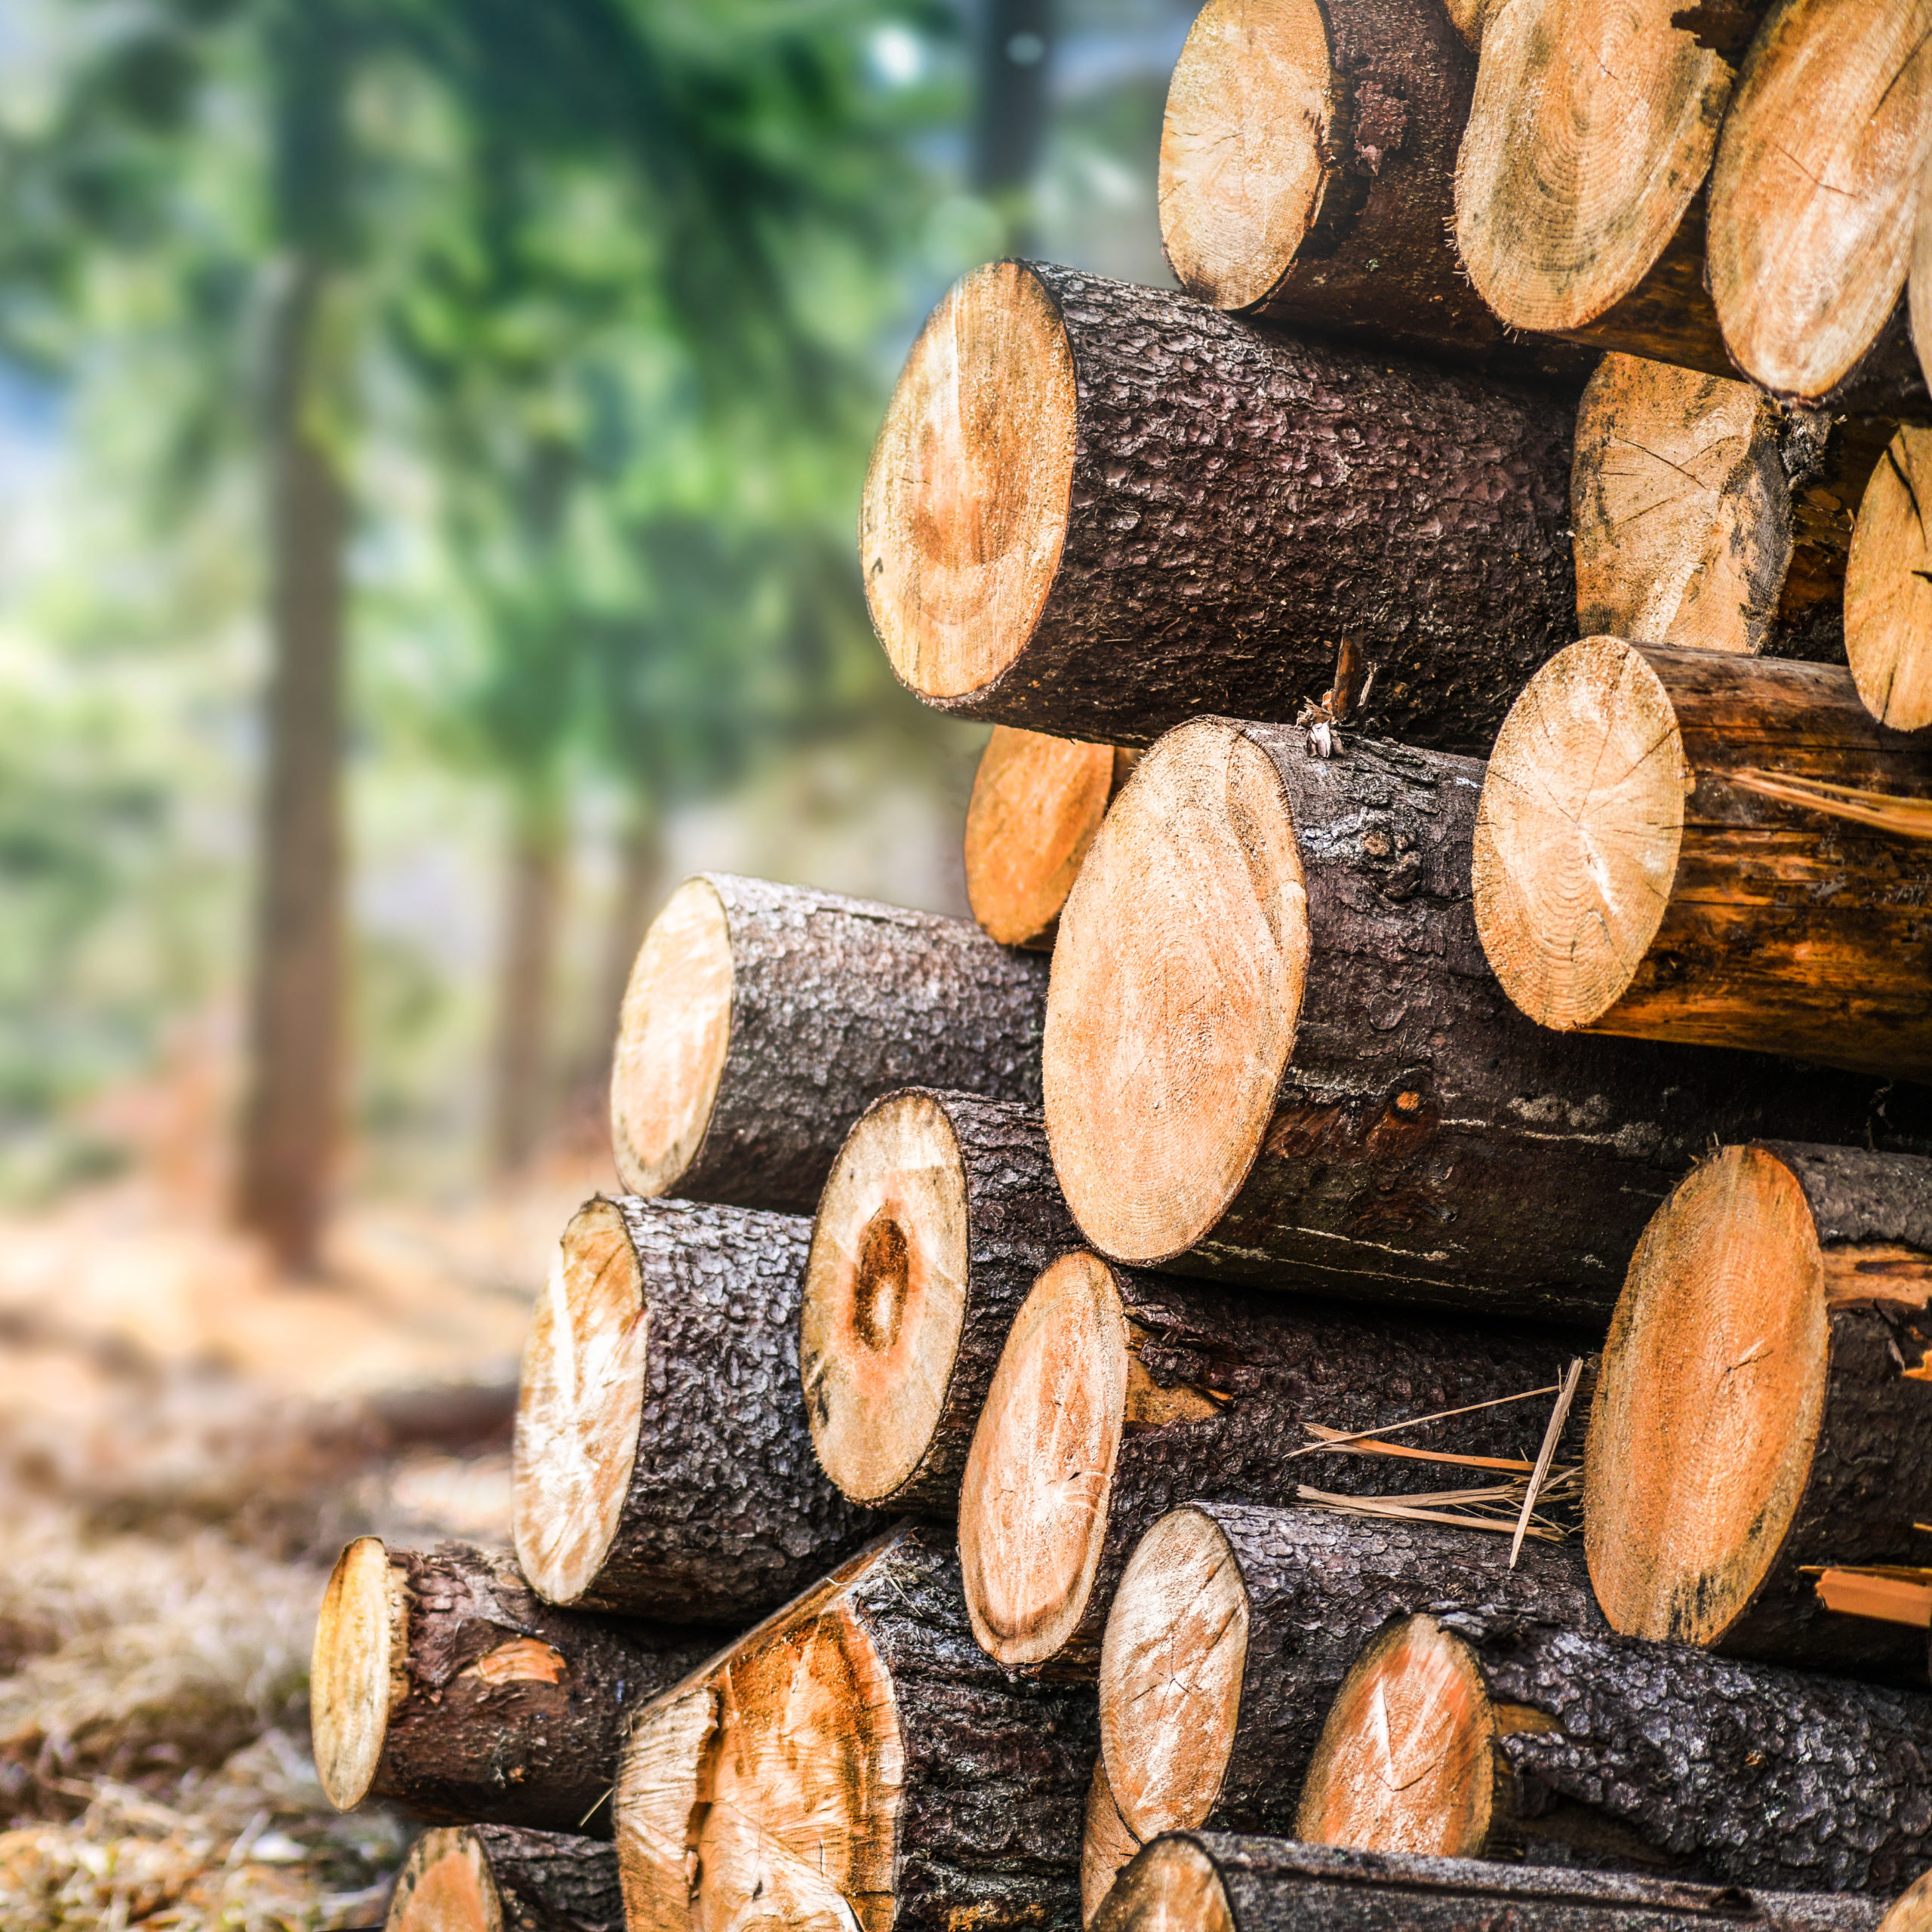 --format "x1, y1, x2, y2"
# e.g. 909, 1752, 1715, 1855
0, 9, 1201, 1923
0, 0, 1195, 1255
